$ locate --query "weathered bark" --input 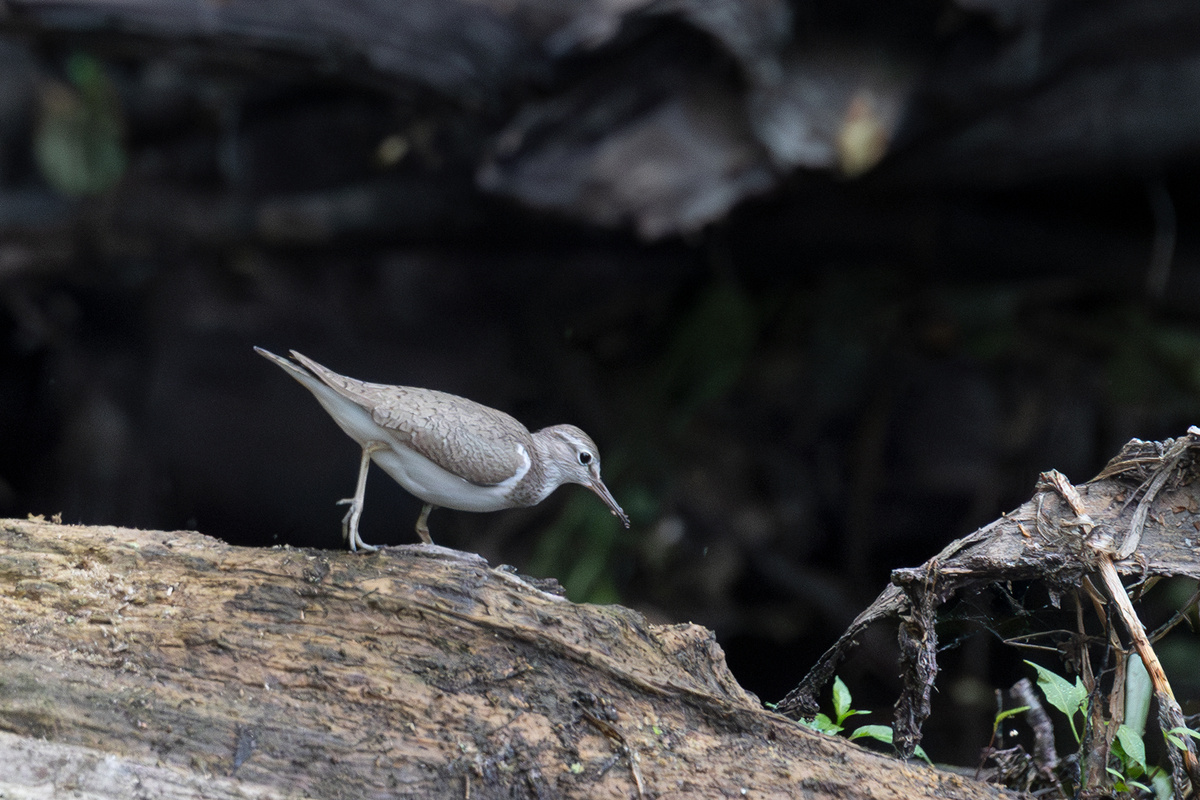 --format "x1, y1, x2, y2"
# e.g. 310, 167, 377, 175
0, 517, 1018, 799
